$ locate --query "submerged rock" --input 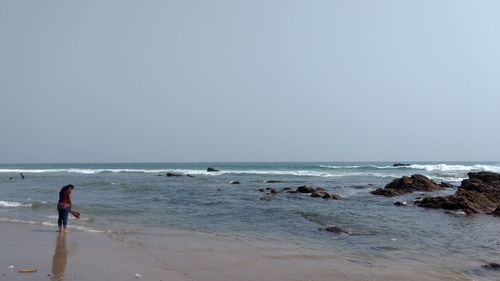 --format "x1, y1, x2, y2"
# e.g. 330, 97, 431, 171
230, 181, 240, 185
393, 201, 407, 206
265, 180, 282, 183
323, 226, 349, 234
482, 263, 500, 270
207, 167, 219, 172
165, 172, 185, 177
371, 174, 443, 196
416, 172, 500, 215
